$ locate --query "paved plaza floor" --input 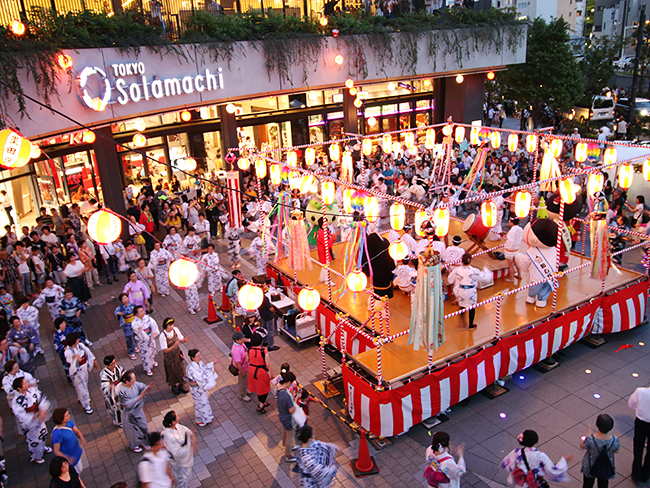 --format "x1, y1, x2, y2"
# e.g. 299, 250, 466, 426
3, 232, 650, 488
